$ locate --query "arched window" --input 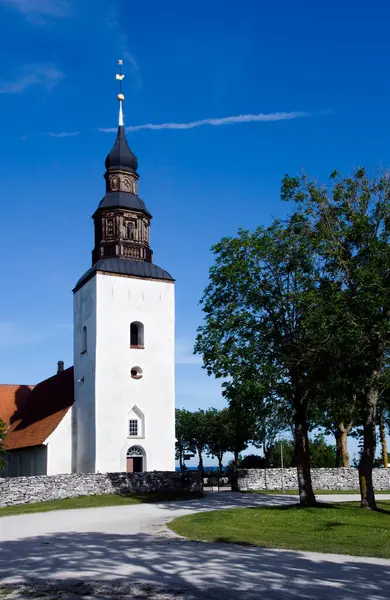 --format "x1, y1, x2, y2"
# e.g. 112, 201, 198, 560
130, 321, 144, 348
127, 222, 133, 240
81, 326, 87, 354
